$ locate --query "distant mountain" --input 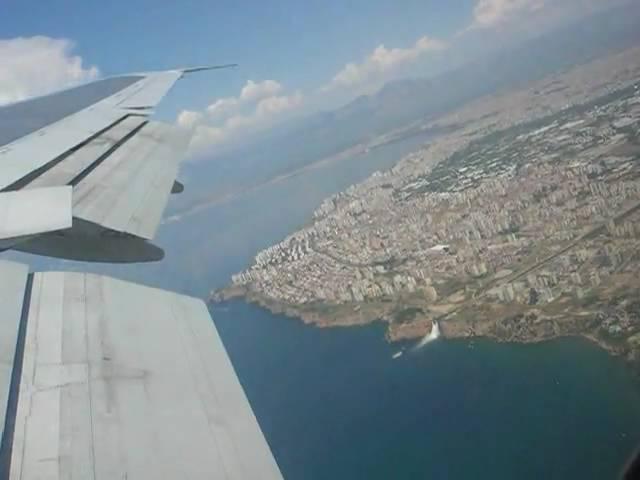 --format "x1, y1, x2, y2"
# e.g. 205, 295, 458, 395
178, 3, 640, 211
298, 2, 640, 150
